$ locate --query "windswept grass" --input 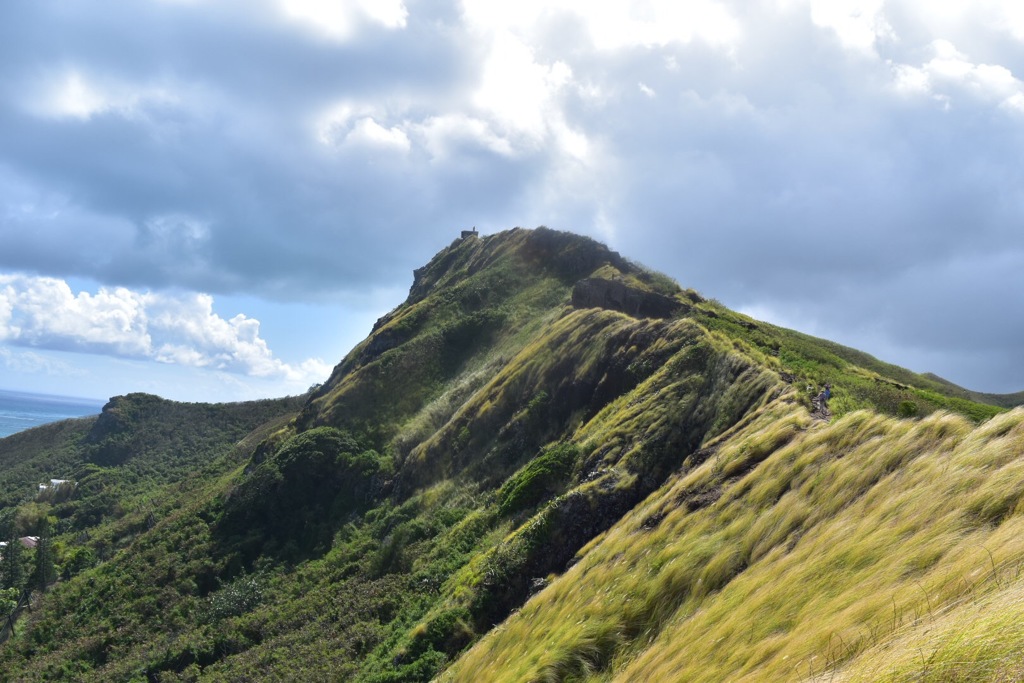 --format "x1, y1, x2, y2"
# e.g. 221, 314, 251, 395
694, 302, 1008, 421
836, 575, 1024, 682
441, 406, 1024, 683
